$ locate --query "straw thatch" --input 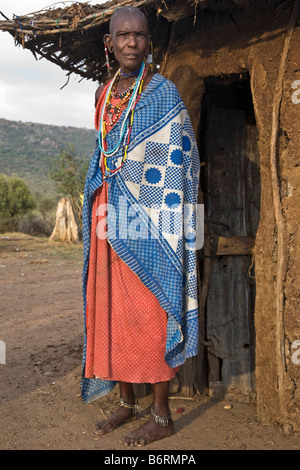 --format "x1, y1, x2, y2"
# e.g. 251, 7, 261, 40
0, 0, 273, 83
